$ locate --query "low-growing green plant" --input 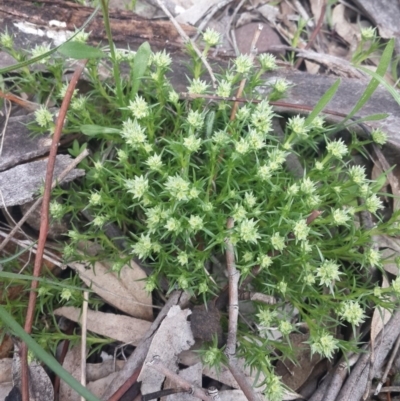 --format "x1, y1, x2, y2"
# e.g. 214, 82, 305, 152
1, 11, 400, 400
